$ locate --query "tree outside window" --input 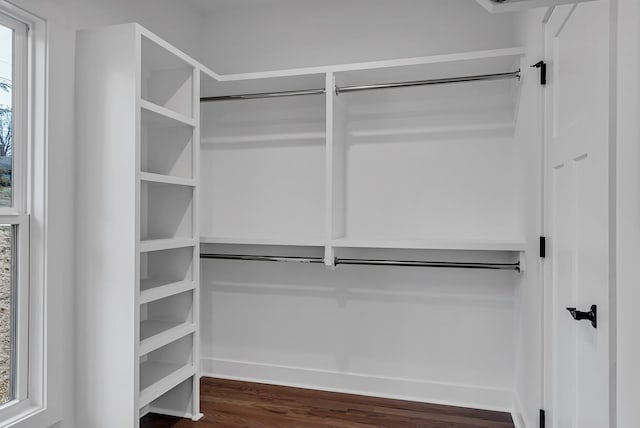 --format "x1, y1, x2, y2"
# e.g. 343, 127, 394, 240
0, 26, 11, 207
